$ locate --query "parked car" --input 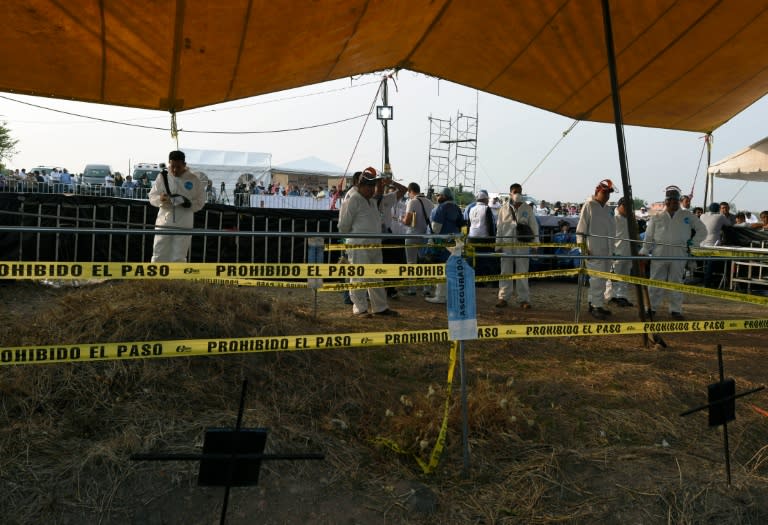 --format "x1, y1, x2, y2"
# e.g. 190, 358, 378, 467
80, 164, 112, 195
28, 165, 66, 176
